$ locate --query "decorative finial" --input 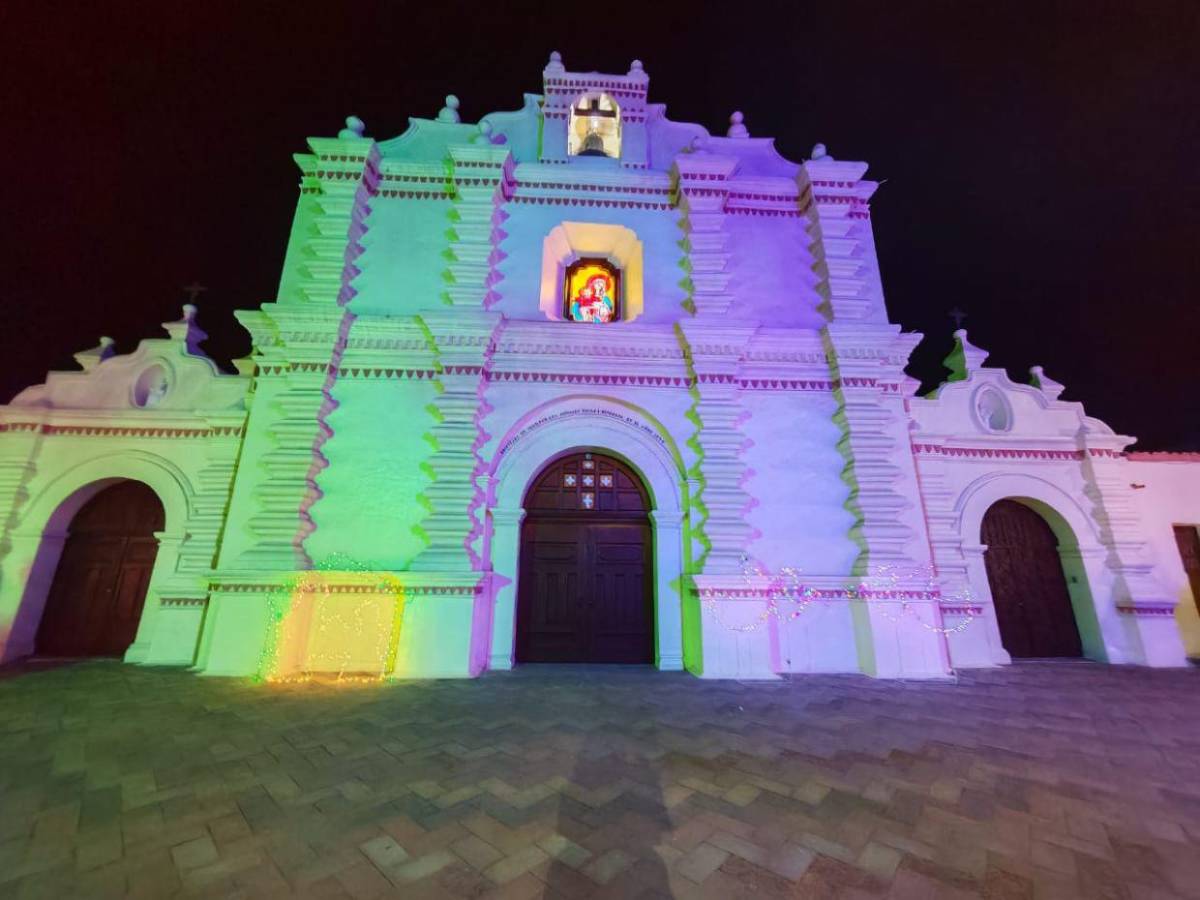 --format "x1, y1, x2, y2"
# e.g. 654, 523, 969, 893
810, 142, 833, 162
472, 120, 494, 145
943, 328, 989, 382
546, 50, 565, 74
629, 59, 646, 76
162, 304, 207, 354
1029, 365, 1065, 401
437, 95, 461, 123
338, 115, 366, 139
74, 336, 116, 372
727, 111, 749, 139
